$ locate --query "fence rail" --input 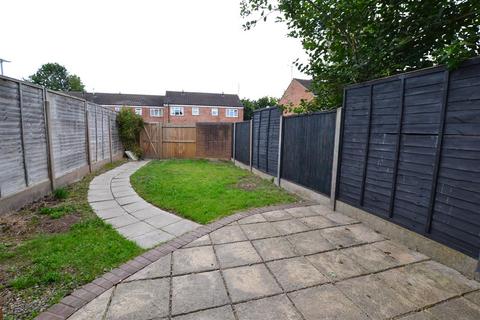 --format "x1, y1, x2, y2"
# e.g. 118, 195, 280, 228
0, 75, 123, 214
